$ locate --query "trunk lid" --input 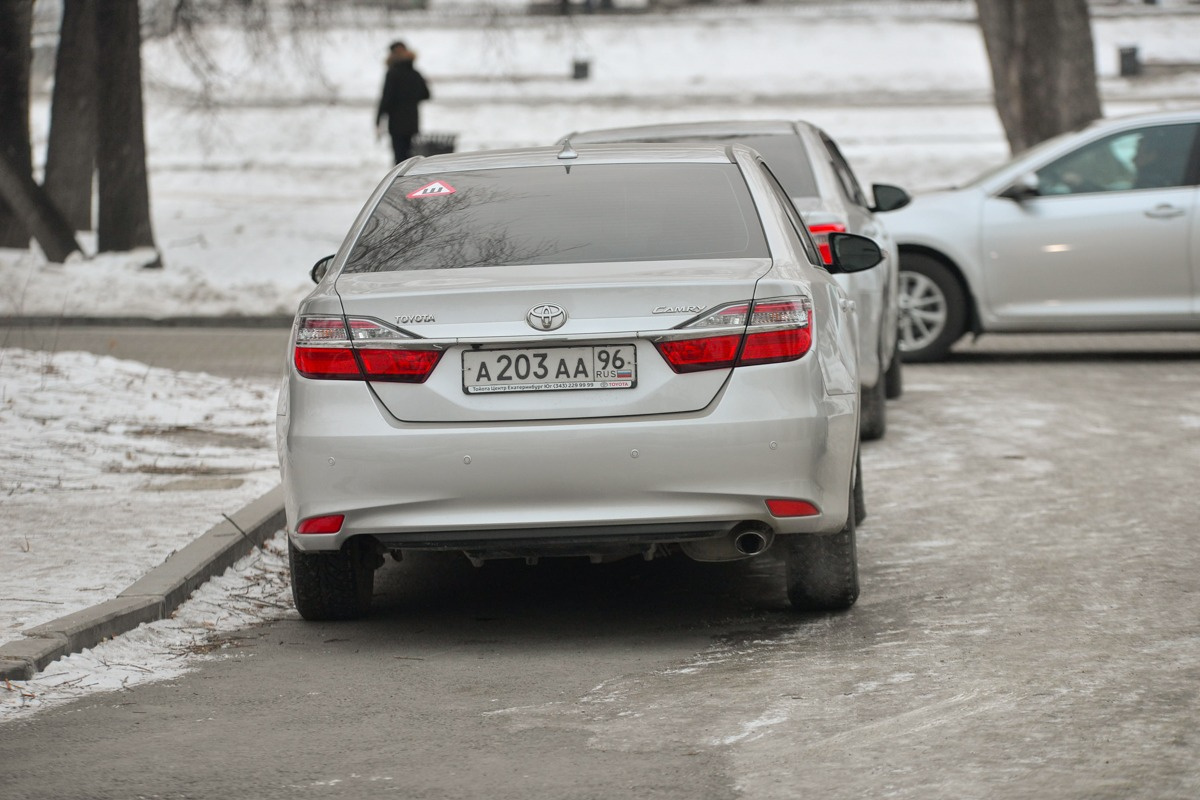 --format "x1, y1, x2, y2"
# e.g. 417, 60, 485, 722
334, 259, 771, 422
